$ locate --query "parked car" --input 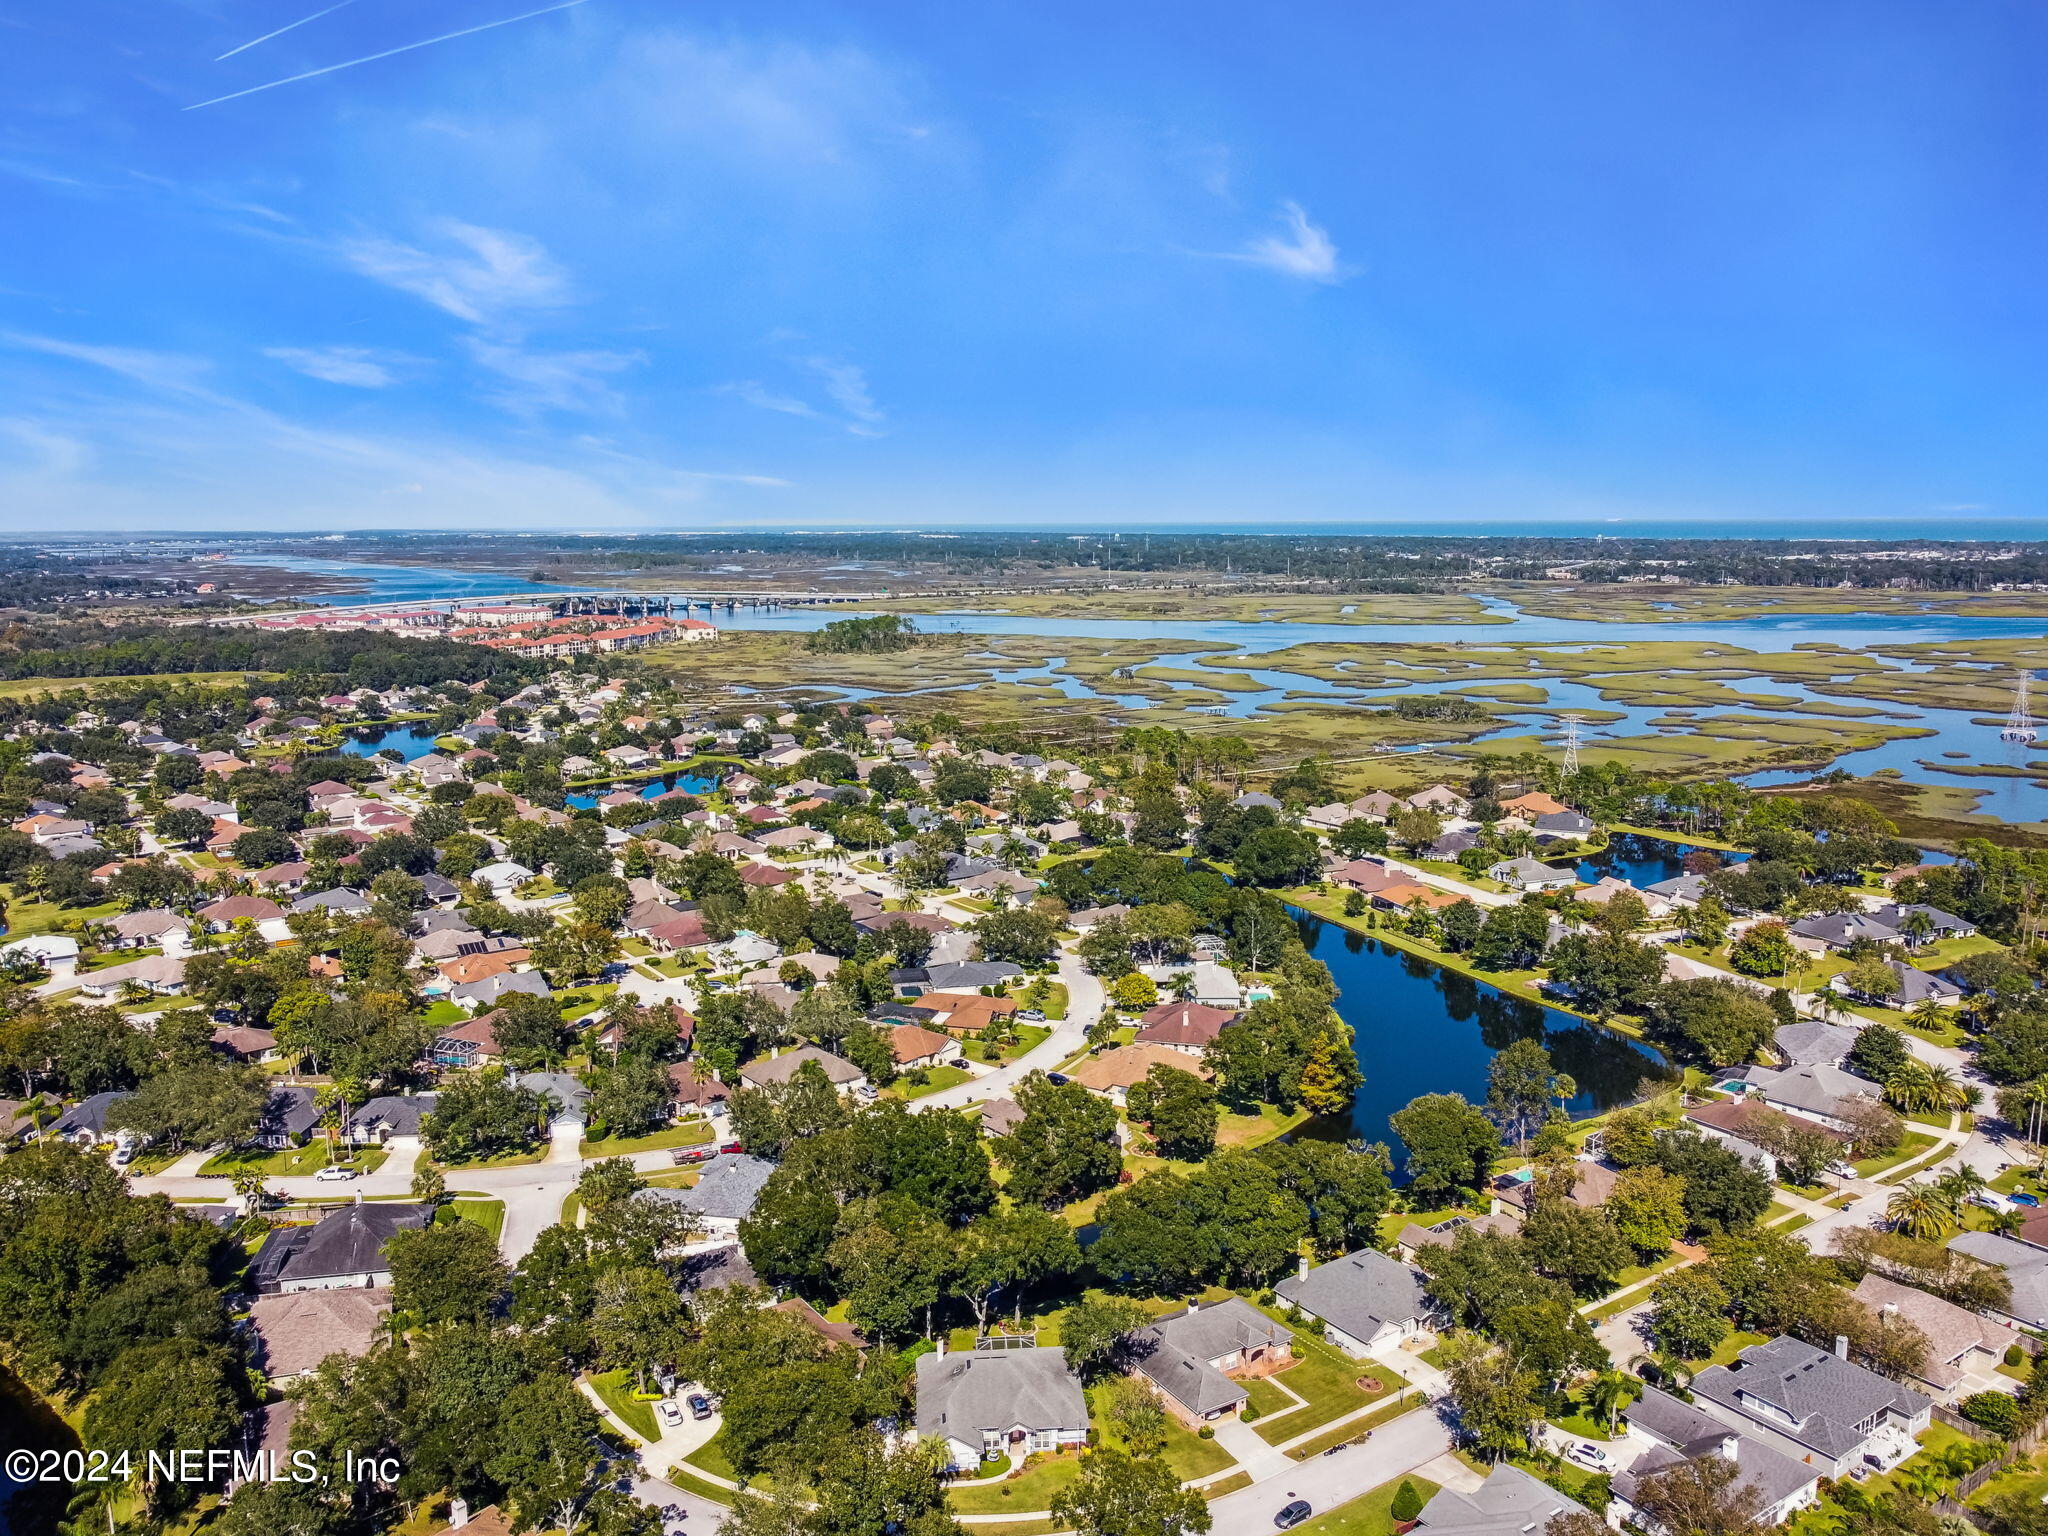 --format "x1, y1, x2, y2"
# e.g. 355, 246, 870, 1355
314, 1165, 358, 1182
1827, 1161, 1857, 1179
1275, 1502, 1312, 1529
1566, 1443, 1612, 1470
110, 1143, 135, 1168
1045, 1073, 1070, 1087
688, 1394, 713, 1421
656, 1399, 684, 1429
1016, 1009, 1046, 1022
719, 1141, 744, 1155
672, 1145, 716, 1165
